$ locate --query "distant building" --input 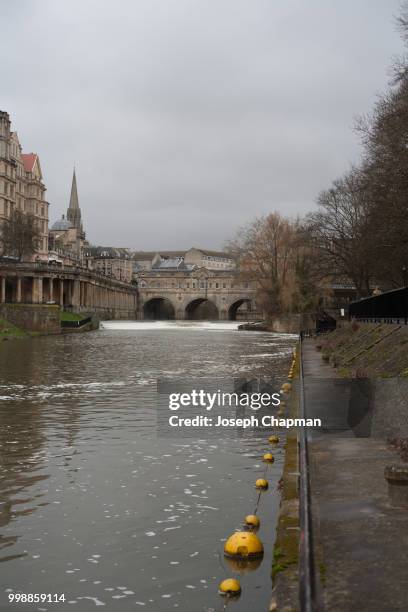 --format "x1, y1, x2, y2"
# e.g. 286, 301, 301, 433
0, 111, 49, 260
184, 248, 235, 270
132, 251, 185, 272
83, 246, 133, 283
132, 248, 235, 276
49, 169, 87, 257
